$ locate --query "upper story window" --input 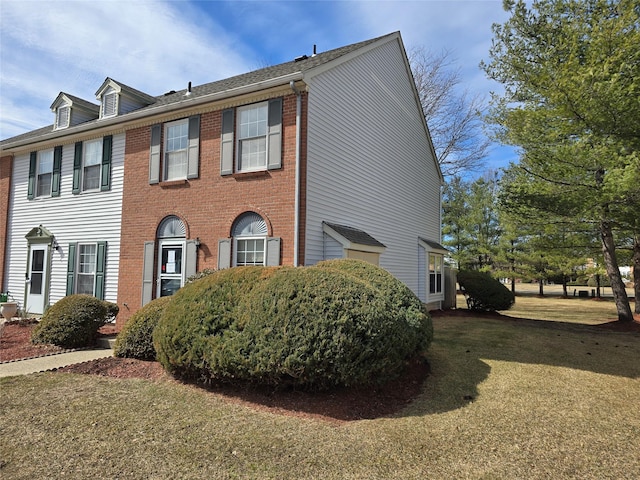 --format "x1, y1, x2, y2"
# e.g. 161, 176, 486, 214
237, 102, 268, 172
220, 98, 282, 175
148, 115, 200, 184
28, 147, 62, 200
36, 150, 54, 197
82, 139, 103, 191
55, 106, 70, 130
101, 91, 117, 118
164, 119, 189, 180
